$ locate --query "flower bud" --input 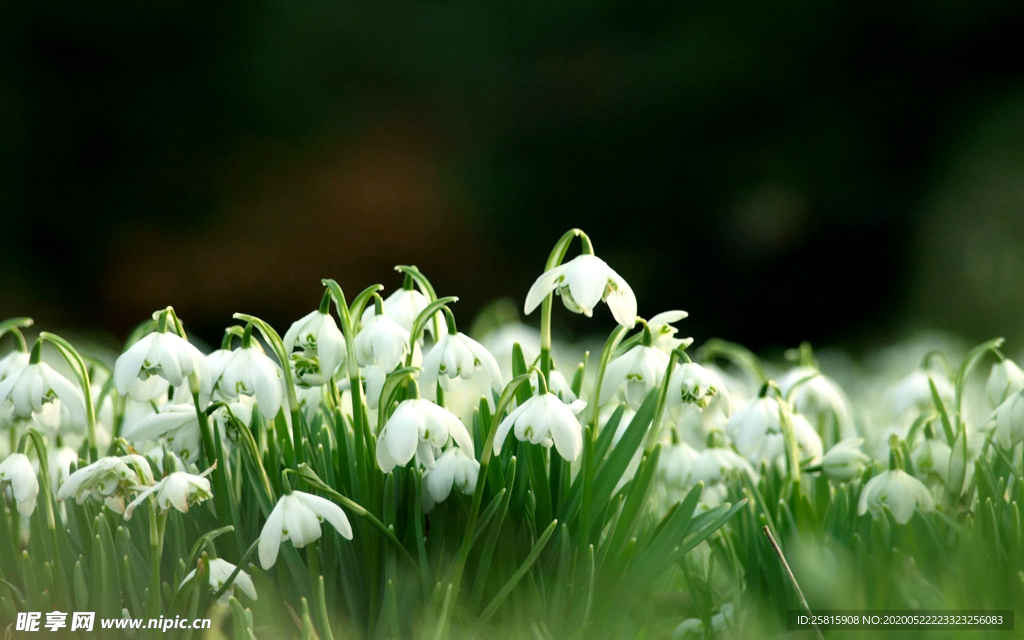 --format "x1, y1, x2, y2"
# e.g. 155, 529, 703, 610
820, 438, 870, 482
987, 360, 1024, 409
